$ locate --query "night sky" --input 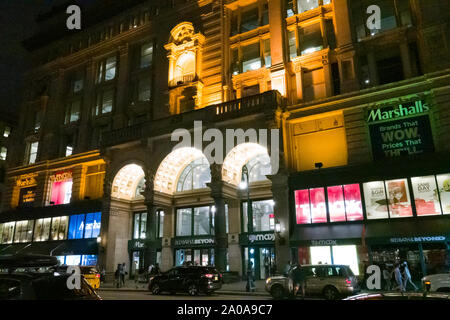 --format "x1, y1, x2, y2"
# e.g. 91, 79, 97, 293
0, 0, 69, 116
